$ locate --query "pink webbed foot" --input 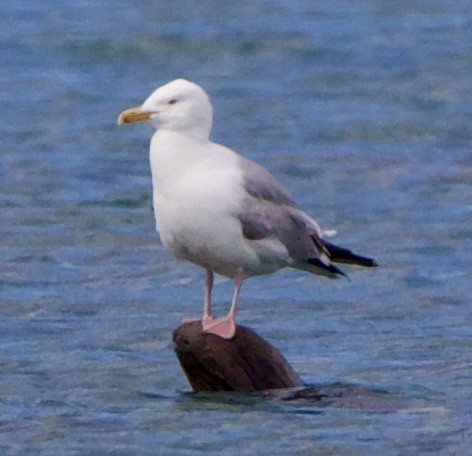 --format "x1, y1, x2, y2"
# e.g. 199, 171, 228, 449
202, 314, 236, 339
